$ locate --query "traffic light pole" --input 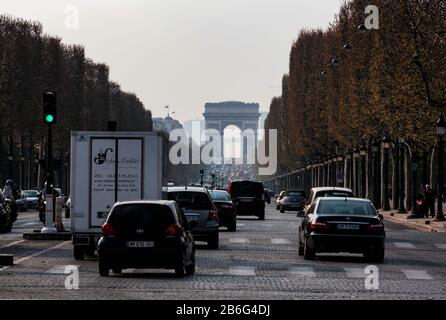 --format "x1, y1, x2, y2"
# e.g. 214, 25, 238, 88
41, 124, 57, 233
